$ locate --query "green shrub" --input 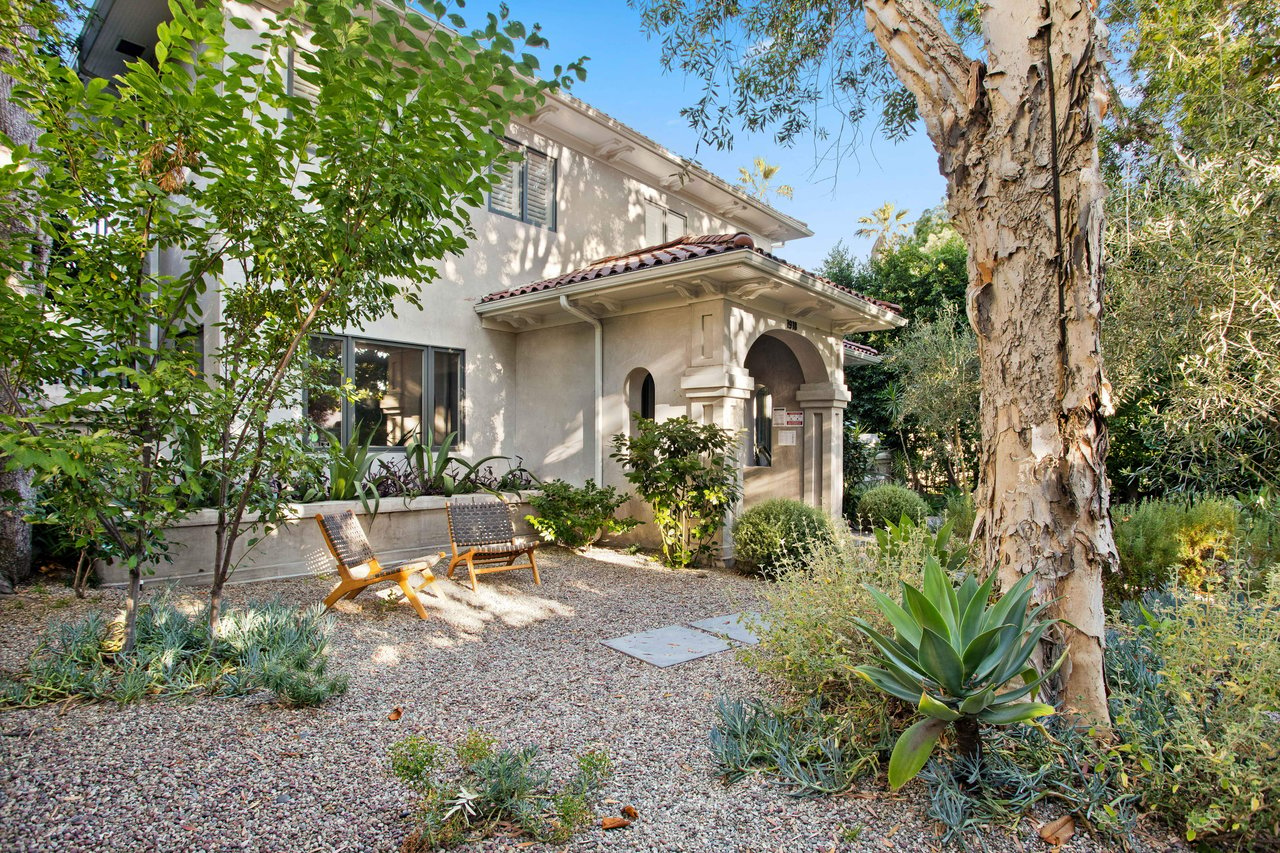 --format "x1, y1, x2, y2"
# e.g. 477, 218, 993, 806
852, 557, 1061, 790
710, 697, 876, 793
391, 728, 612, 850
1108, 588, 1280, 847
744, 521, 947, 724
610, 415, 741, 567
732, 498, 837, 578
0, 597, 347, 708
525, 479, 639, 548
855, 484, 928, 529
942, 489, 975, 544
1110, 497, 1240, 601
